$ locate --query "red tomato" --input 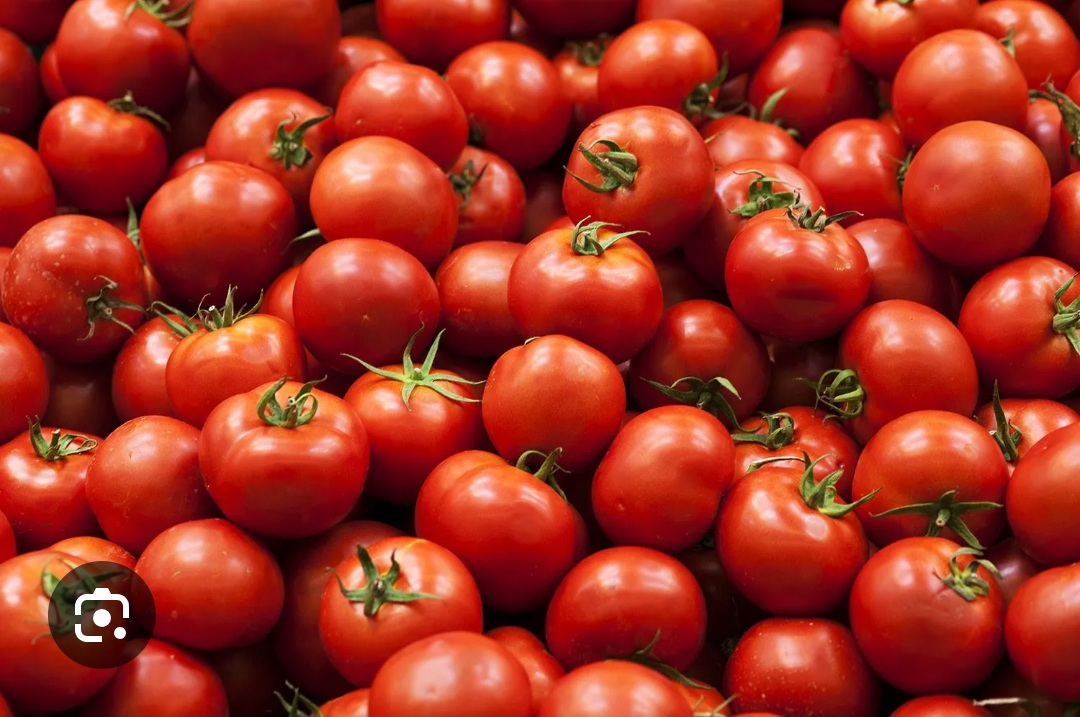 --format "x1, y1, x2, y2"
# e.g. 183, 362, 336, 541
319, 689, 370, 717
166, 147, 207, 179
0, 510, 14, 563
41, 356, 119, 438
891, 695, 992, 717
972, 660, 1066, 717
554, 41, 606, 136
653, 251, 718, 309
1025, 97, 1070, 184
435, 240, 523, 358
0, 28, 42, 136
135, 518, 284, 651
1037, 170, 1080, 268
1005, 562, 1080, 701
110, 314, 191, 422
700, 114, 805, 169
975, 0, 1080, 90
520, 169, 568, 241
514, 0, 634, 39
49, 535, 134, 569
538, 661, 693, 717
0, 323, 48, 444
162, 70, 231, 161
974, 392, 1080, 471
309, 35, 406, 107
375, 0, 510, 71
0, 135, 56, 249
449, 146, 527, 246
1007, 421, 1080, 565
39, 42, 69, 105
0, 0, 74, 45
487, 627, 566, 712
986, 537, 1045, 608
851, 537, 1005, 693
